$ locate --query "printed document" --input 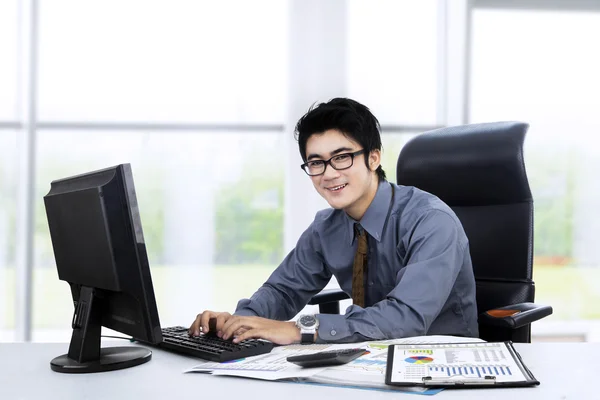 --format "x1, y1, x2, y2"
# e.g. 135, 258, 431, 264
185, 335, 483, 393
387, 341, 530, 385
